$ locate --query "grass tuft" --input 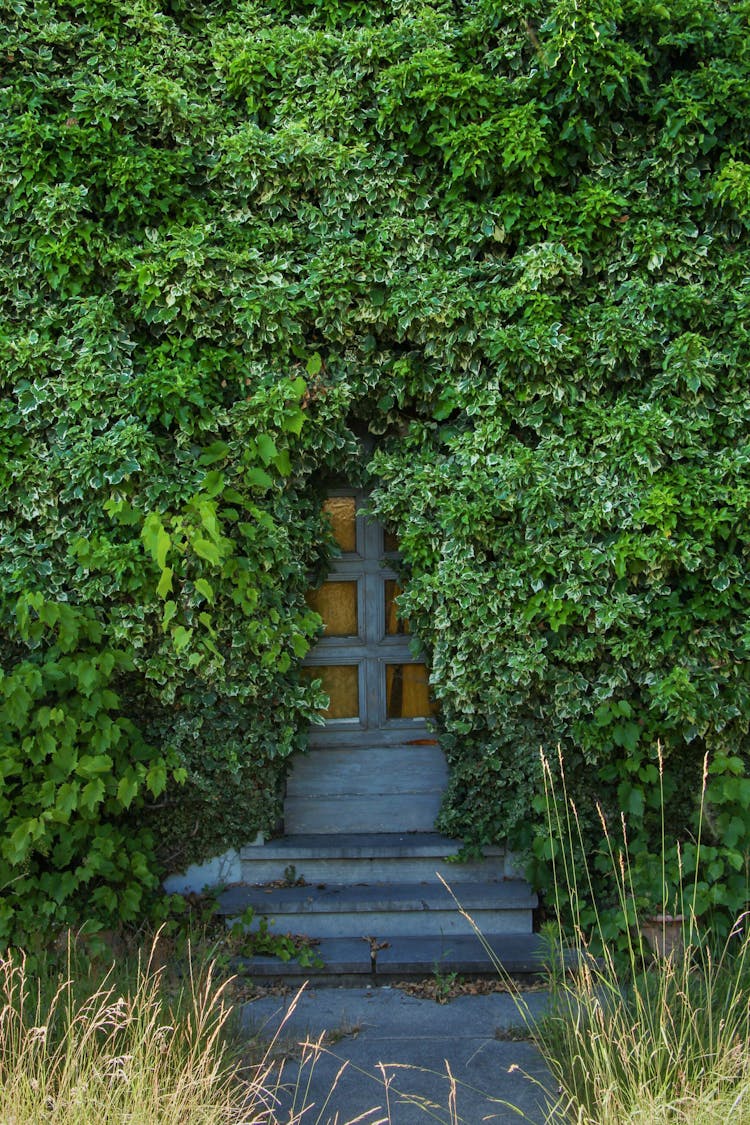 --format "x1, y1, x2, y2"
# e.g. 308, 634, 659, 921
0, 930, 299, 1124
443, 744, 750, 1124
535, 746, 750, 1124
